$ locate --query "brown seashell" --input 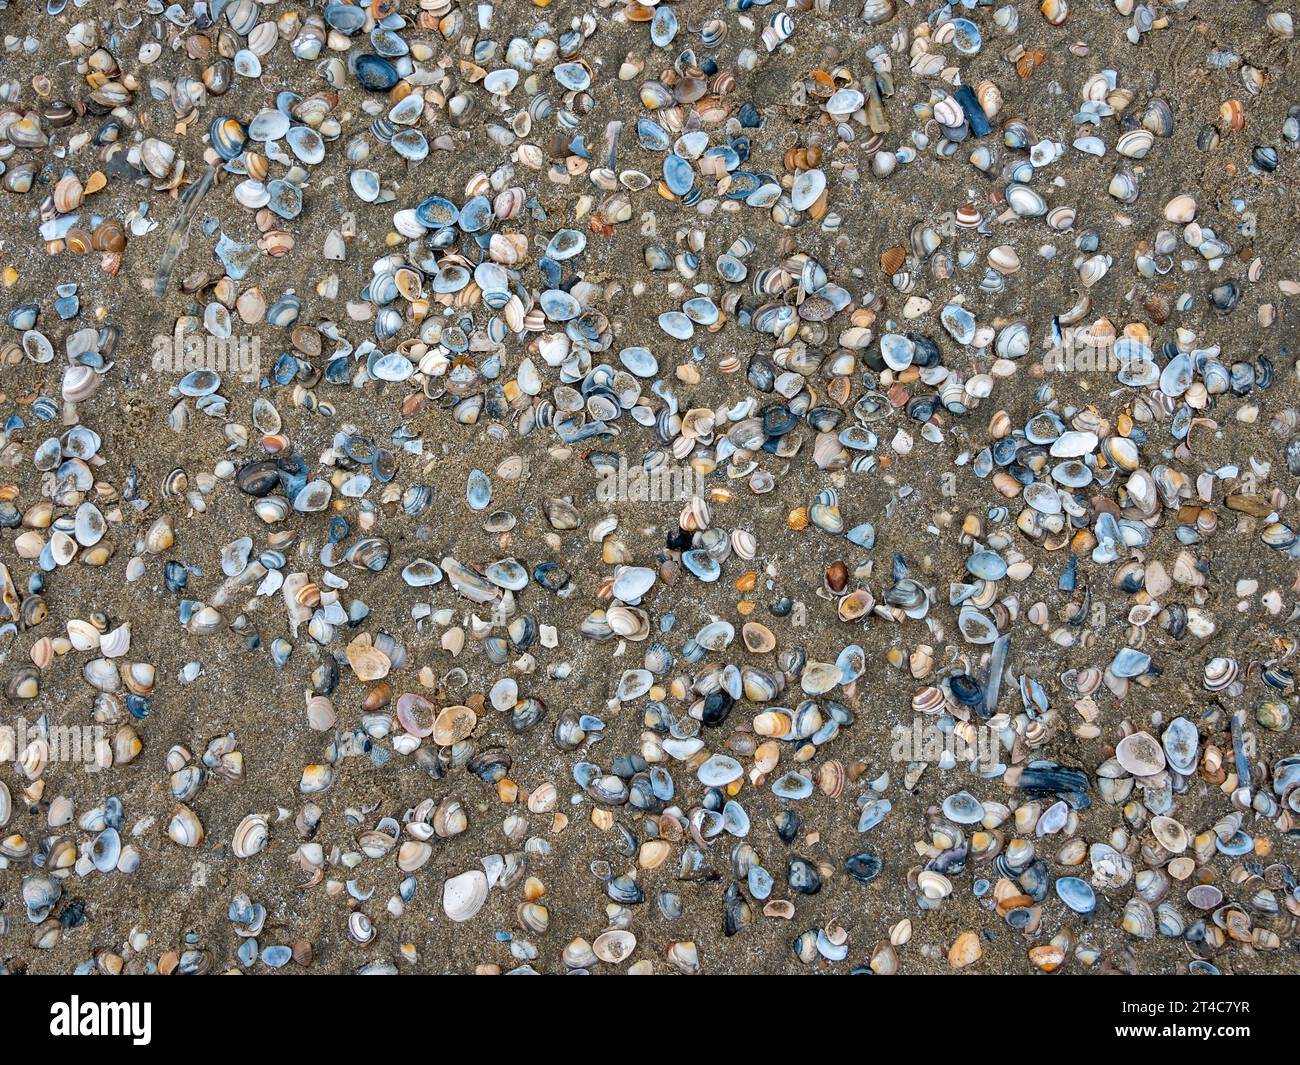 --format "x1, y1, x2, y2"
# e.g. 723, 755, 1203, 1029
65, 227, 92, 254
817, 759, 846, 798
880, 245, 906, 274
90, 220, 125, 253
53, 173, 84, 213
